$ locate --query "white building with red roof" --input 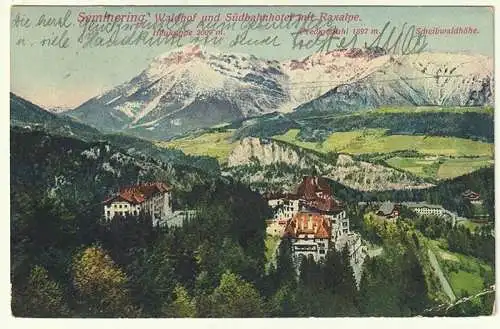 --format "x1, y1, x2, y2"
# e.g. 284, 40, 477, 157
284, 211, 332, 263
462, 189, 483, 205
103, 182, 173, 226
